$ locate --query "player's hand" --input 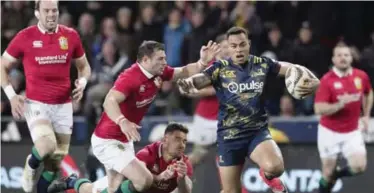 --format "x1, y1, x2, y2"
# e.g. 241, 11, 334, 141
119, 119, 141, 141
10, 95, 25, 120
175, 160, 187, 178
295, 78, 320, 97
199, 40, 221, 66
72, 79, 85, 102
157, 165, 176, 181
177, 78, 196, 95
361, 116, 370, 131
